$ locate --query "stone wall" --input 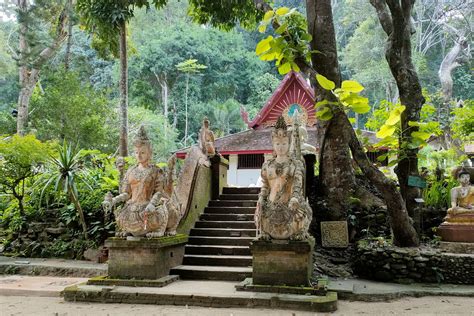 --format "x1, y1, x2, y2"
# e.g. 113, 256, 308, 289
354, 243, 474, 284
